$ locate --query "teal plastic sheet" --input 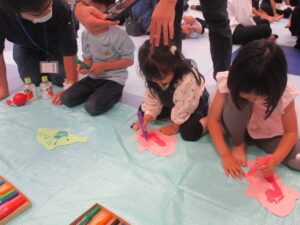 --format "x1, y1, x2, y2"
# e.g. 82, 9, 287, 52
0, 98, 299, 225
